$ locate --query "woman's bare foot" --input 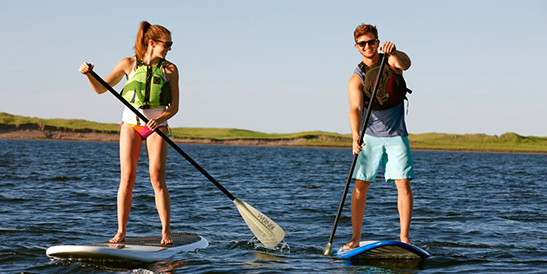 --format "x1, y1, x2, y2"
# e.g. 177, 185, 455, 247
161, 233, 172, 245
109, 232, 126, 243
